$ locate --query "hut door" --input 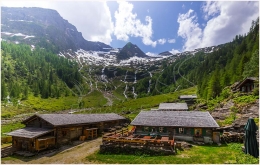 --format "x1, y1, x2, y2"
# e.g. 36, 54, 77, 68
77, 128, 83, 137
70, 128, 77, 140
22, 141, 29, 151
16, 140, 22, 150
213, 132, 220, 143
